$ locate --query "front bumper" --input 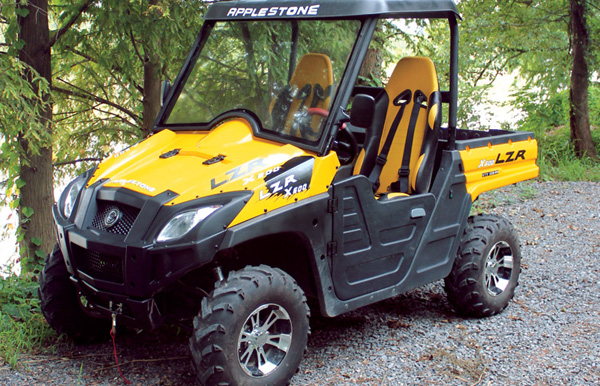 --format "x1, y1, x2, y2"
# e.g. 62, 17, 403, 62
54, 181, 251, 329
